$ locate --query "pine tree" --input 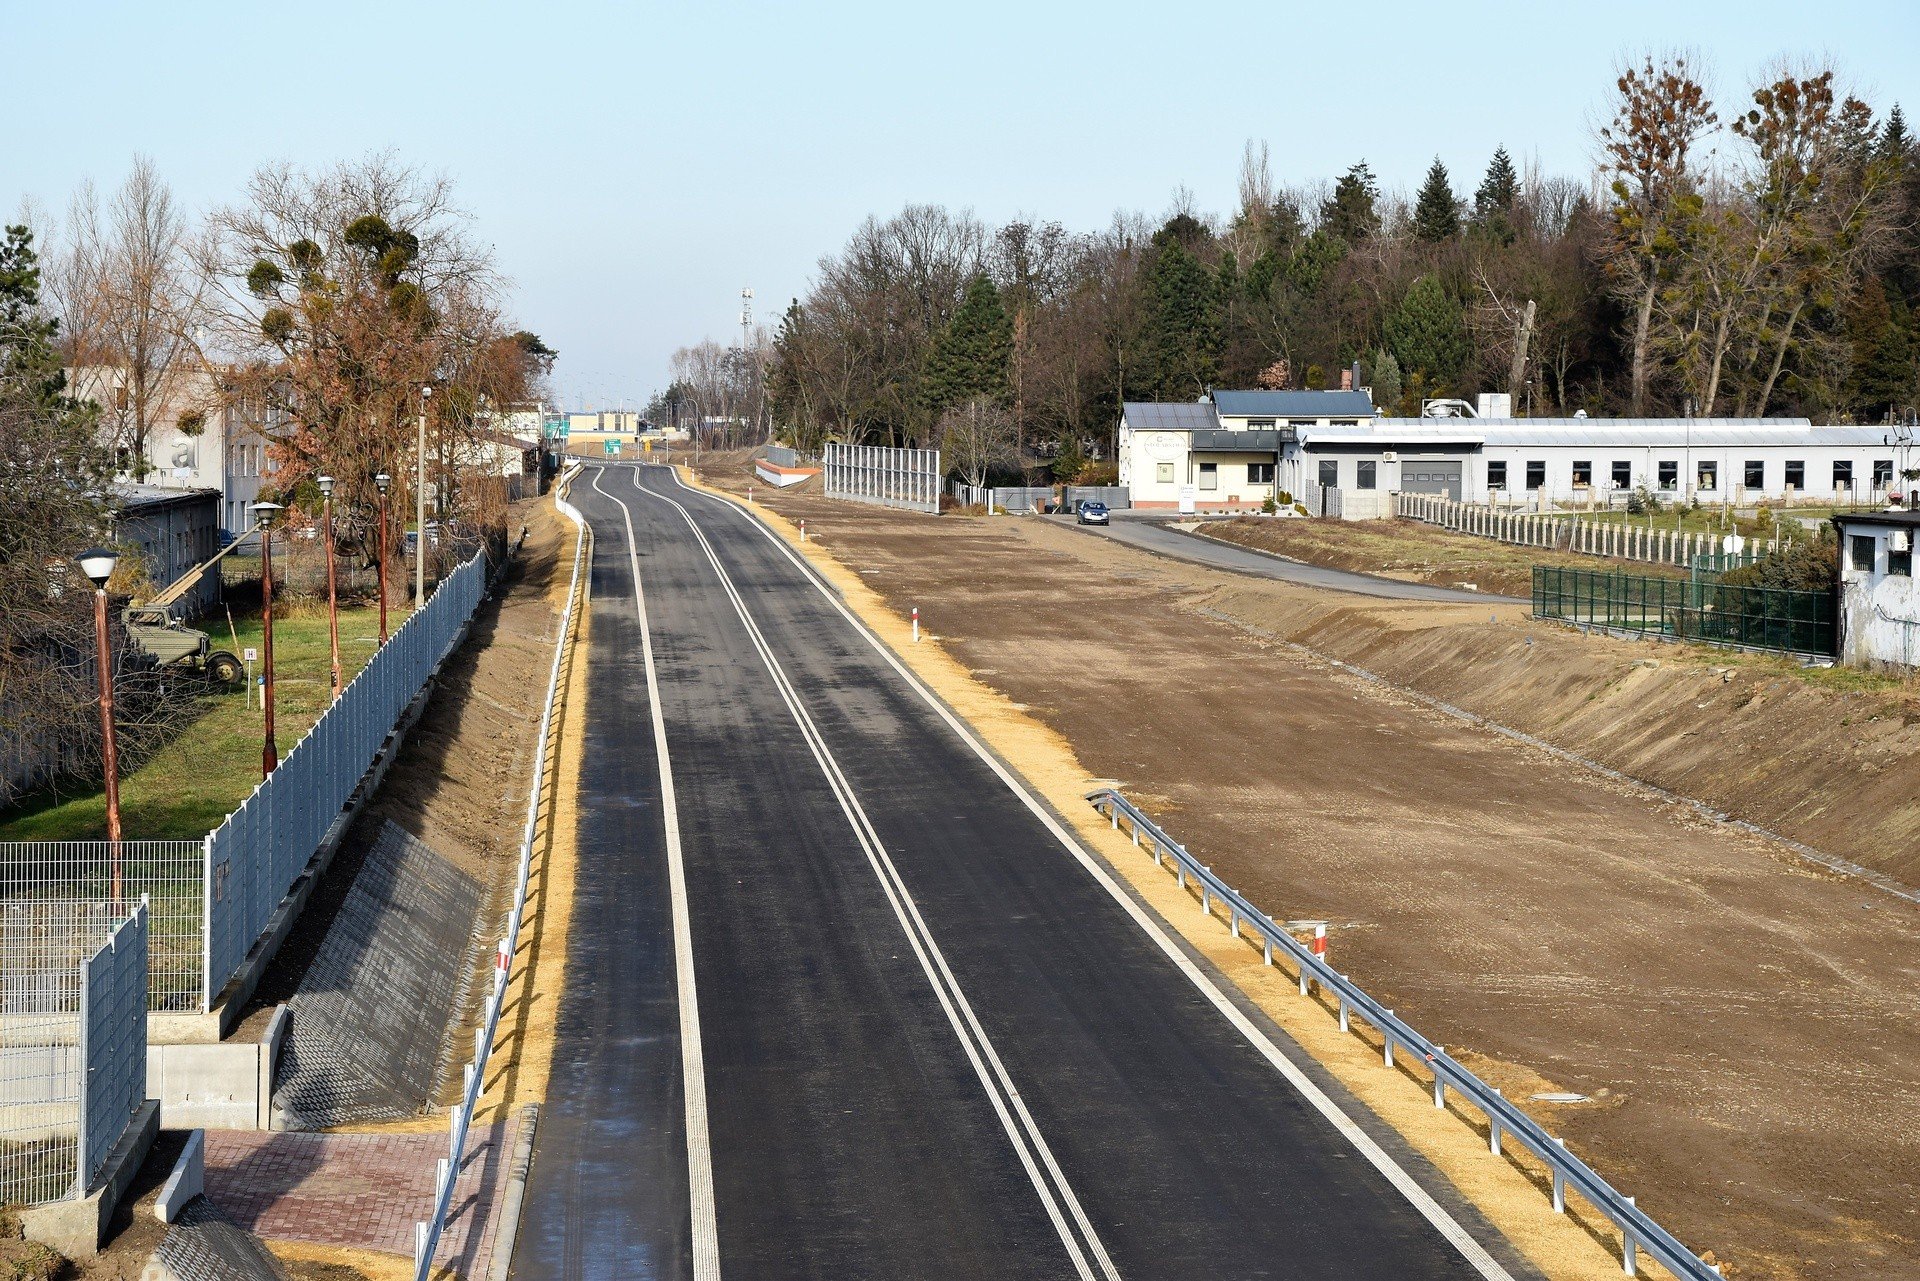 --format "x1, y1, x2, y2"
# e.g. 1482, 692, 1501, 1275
1368, 348, 1404, 412
923, 274, 1013, 413
1319, 162, 1380, 243
1473, 147, 1522, 245
1385, 276, 1470, 388
1877, 104, 1911, 167
1413, 158, 1460, 243
1144, 240, 1219, 399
